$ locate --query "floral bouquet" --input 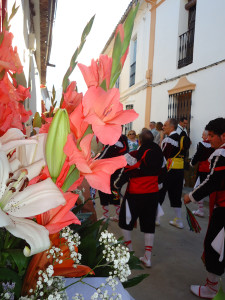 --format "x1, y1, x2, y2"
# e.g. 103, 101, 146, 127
0, 3, 148, 299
